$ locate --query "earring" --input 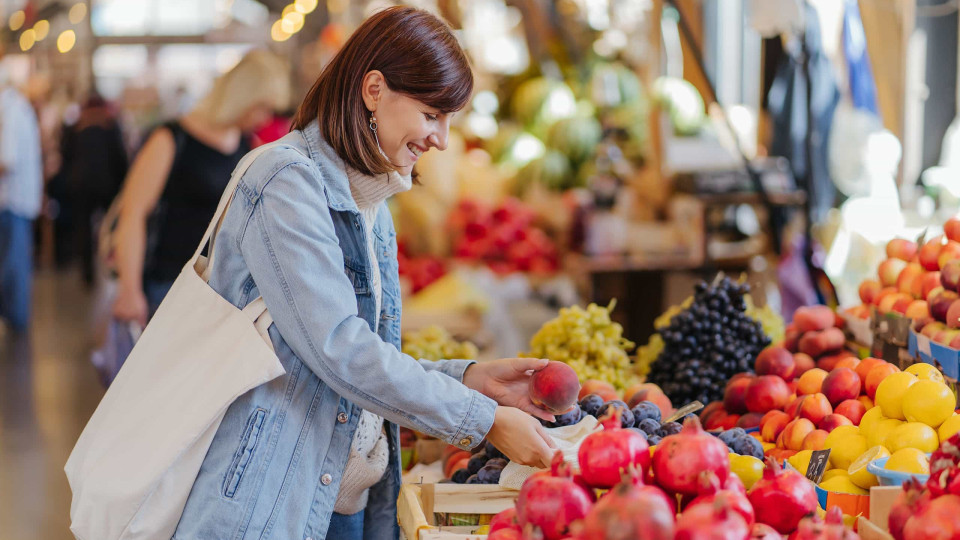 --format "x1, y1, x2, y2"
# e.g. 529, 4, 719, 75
369, 113, 378, 133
